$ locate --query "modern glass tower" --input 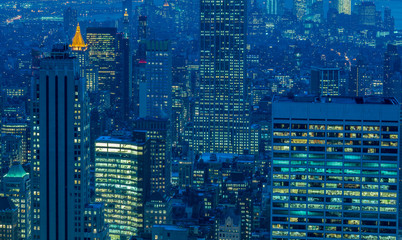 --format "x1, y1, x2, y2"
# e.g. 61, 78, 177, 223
86, 27, 117, 96
271, 96, 399, 240
194, 0, 249, 154
95, 132, 151, 239
139, 40, 172, 120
